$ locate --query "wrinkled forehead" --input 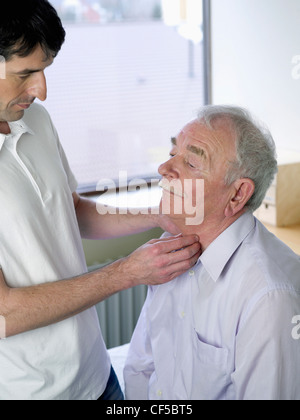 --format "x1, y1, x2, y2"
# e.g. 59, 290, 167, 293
178, 118, 237, 162
180, 119, 201, 137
